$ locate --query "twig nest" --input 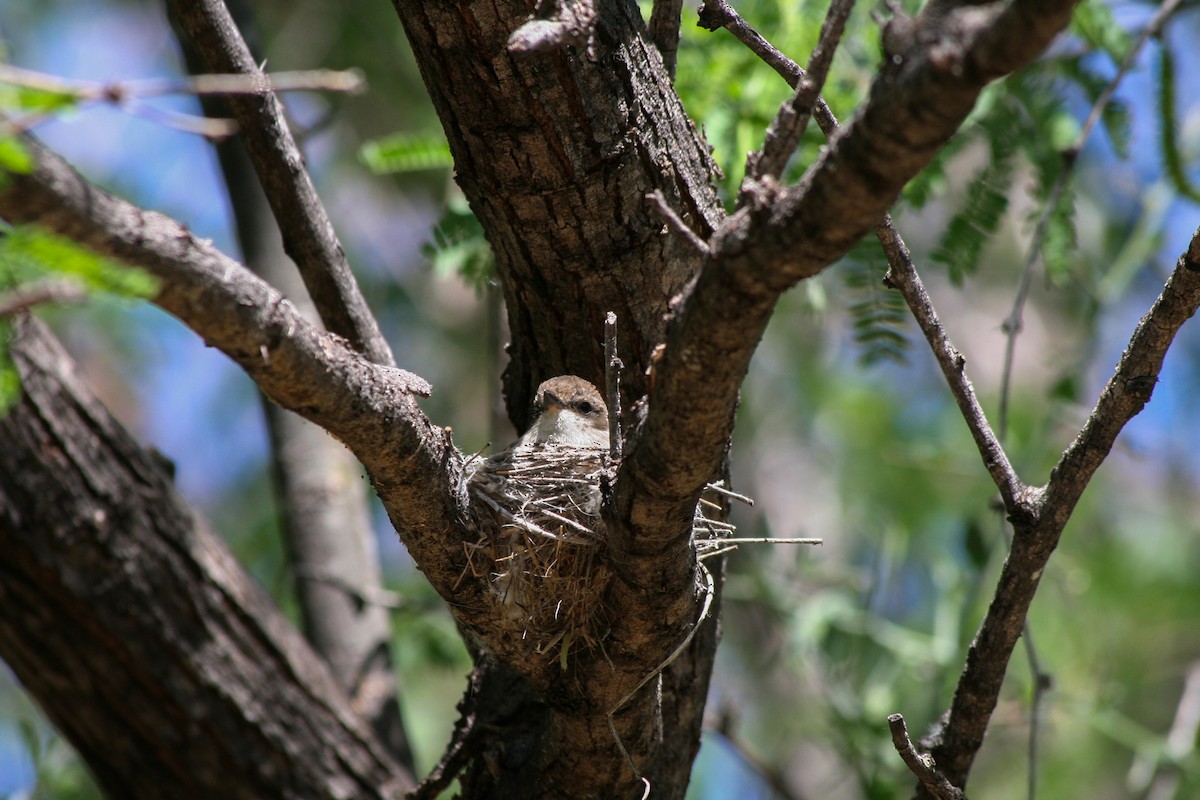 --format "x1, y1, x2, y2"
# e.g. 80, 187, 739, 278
465, 442, 613, 659
465, 443, 747, 663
